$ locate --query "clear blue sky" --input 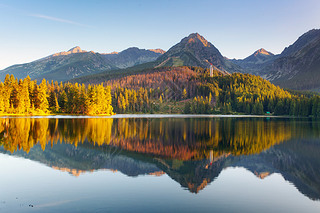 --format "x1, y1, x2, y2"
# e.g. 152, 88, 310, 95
0, 0, 320, 69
